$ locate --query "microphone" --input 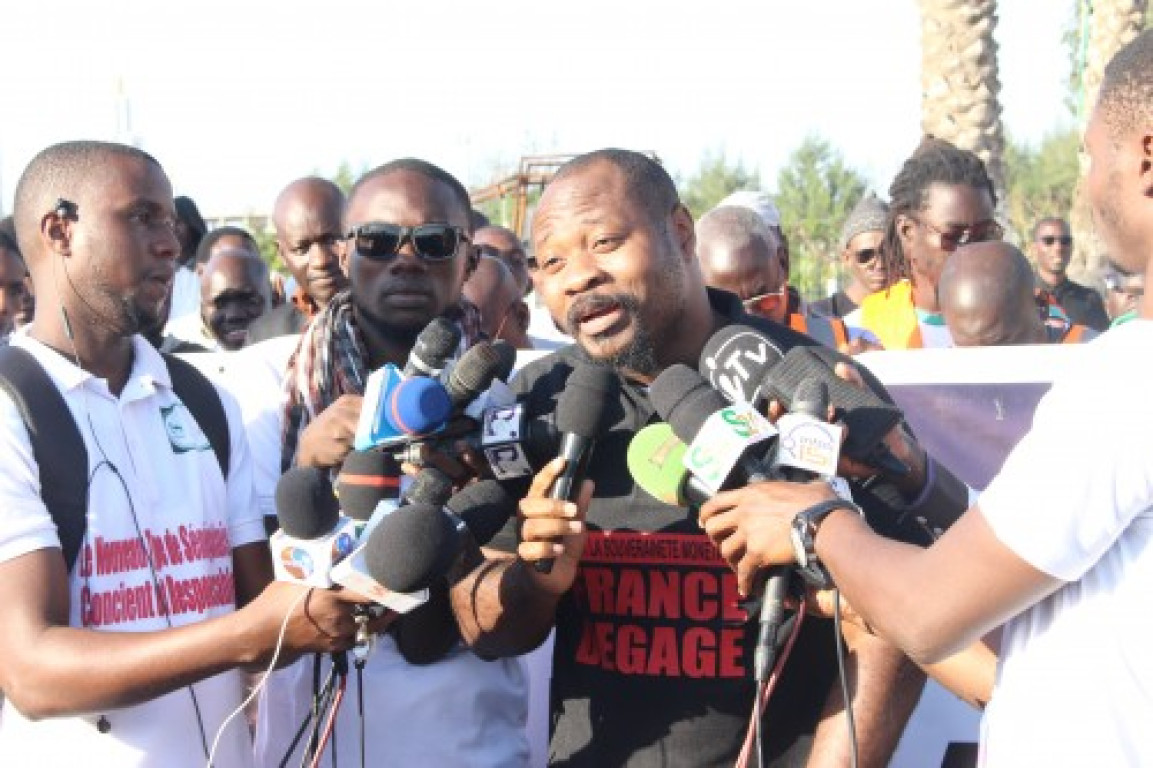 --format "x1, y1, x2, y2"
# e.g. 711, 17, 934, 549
626, 423, 712, 508
649, 364, 777, 495
400, 466, 454, 508
404, 317, 461, 378
336, 450, 402, 529
446, 479, 517, 547
364, 503, 464, 594
490, 339, 517, 383
773, 378, 843, 481
698, 326, 906, 474
444, 340, 507, 411
271, 467, 358, 587
387, 376, 453, 437
536, 365, 620, 574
